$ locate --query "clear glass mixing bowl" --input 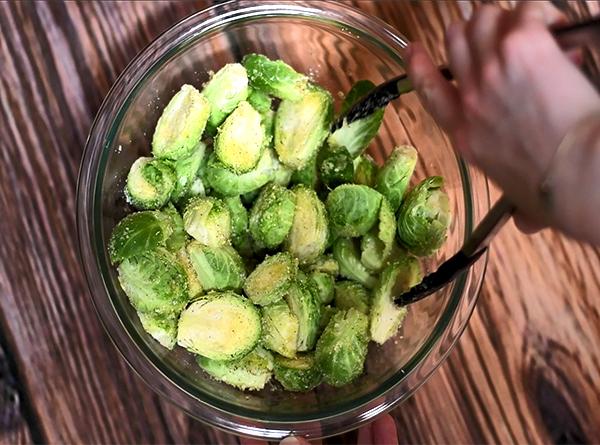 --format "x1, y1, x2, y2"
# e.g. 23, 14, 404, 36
76, 1, 489, 440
